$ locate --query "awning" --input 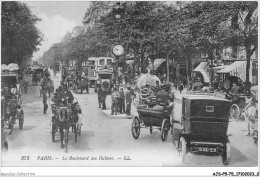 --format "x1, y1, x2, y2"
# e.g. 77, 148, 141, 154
193, 62, 210, 83
147, 58, 166, 70
213, 65, 227, 70
217, 61, 247, 81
